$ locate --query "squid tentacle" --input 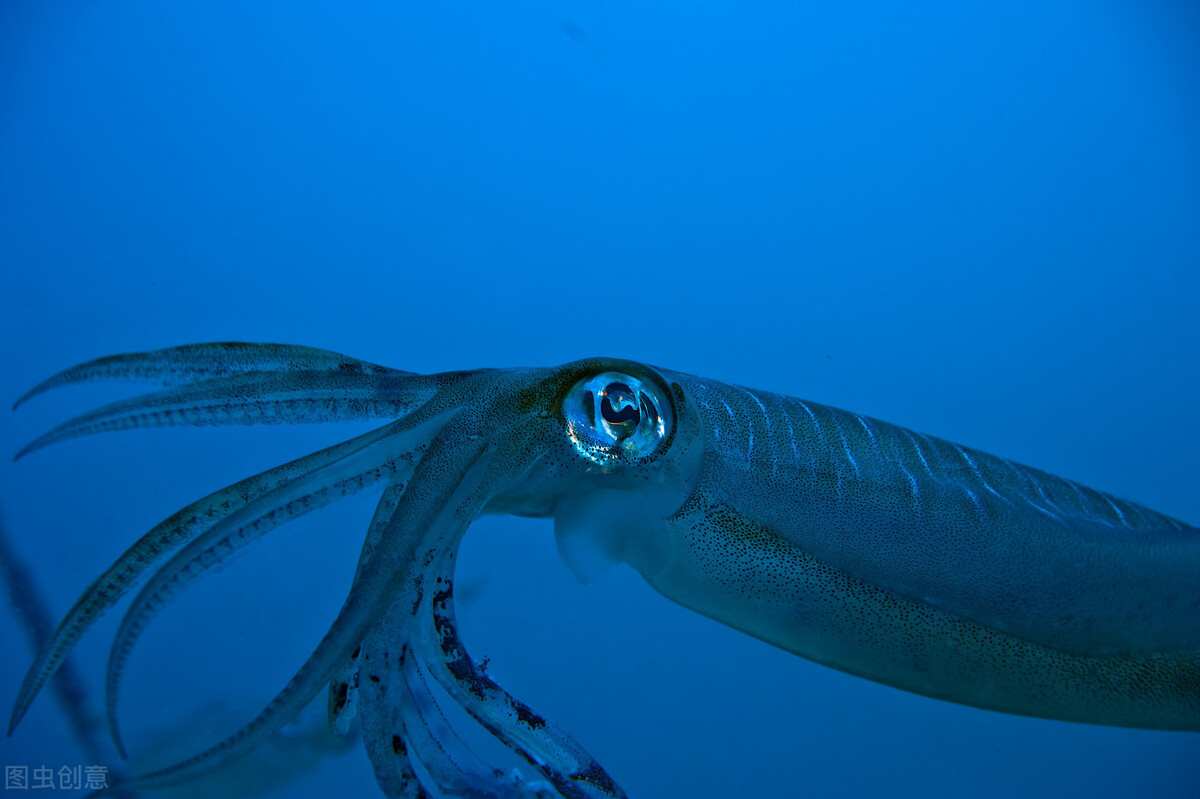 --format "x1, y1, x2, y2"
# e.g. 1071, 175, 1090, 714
361, 615, 559, 799
103, 413, 443, 756
417, 551, 625, 799
13, 342, 409, 410
358, 623, 431, 799
345, 506, 438, 799
328, 482, 407, 736
396, 648, 504, 798
15, 371, 439, 461
400, 607, 561, 798
110, 421, 489, 791
347, 486, 565, 798
326, 644, 362, 738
